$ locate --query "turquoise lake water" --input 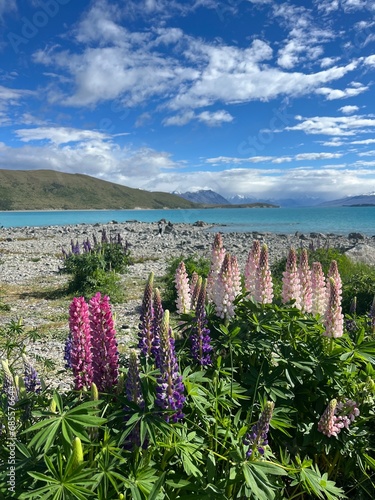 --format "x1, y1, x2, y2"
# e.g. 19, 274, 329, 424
0, 207, 374, 235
